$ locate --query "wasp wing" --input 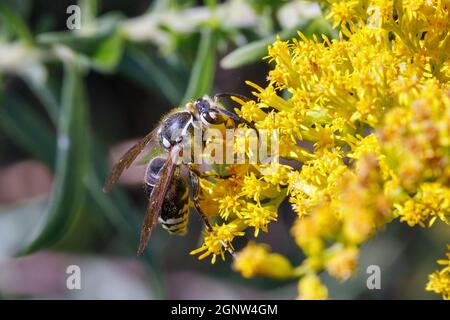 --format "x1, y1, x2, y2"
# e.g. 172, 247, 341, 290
103, 129, 158, 193
137, 145, 180, 254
